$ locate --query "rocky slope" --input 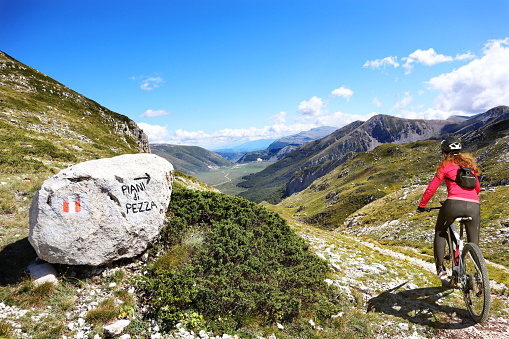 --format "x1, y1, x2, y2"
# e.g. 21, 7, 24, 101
0, 50, 150, 163
238, 107, 509, 204
238, 115, 456, 203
